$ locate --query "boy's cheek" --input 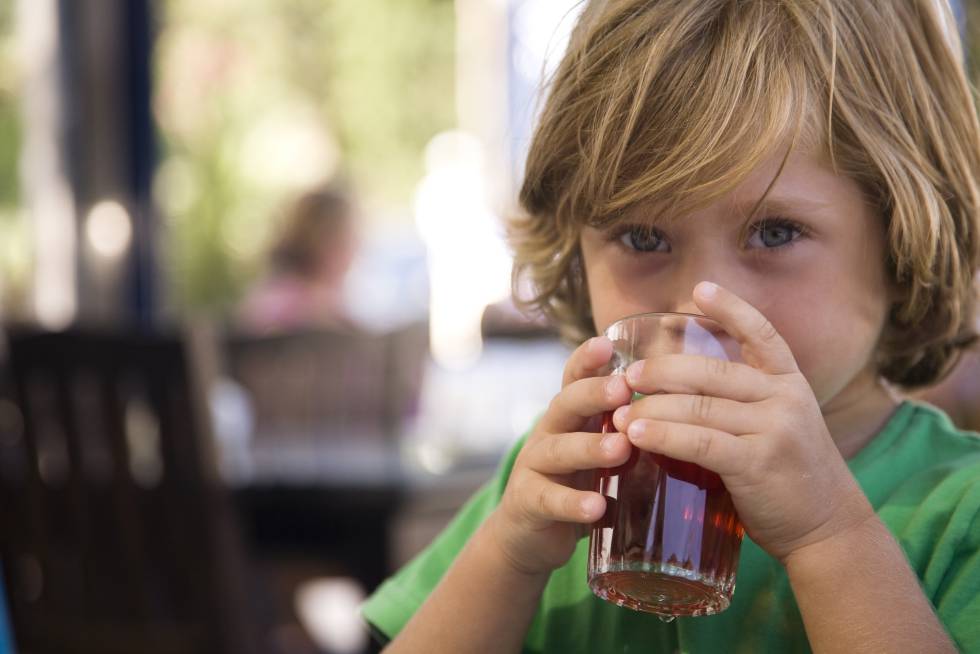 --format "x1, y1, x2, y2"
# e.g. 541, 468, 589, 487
792, 344, 869, 407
